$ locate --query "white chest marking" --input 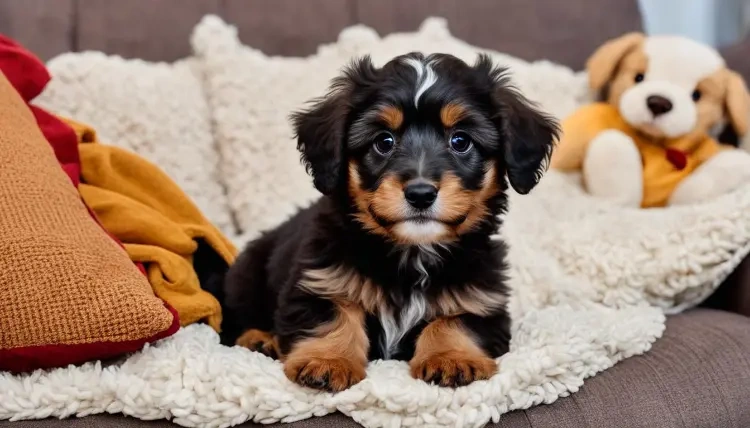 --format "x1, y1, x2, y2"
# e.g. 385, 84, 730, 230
379, 292, 427, 359
404, 58, 437, 107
